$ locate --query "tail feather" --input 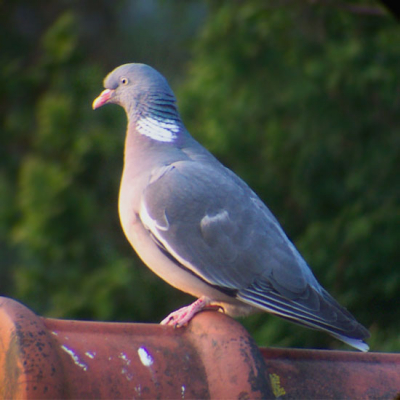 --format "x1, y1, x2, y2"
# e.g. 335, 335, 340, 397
238, 280, 370, 351
330, 333, 369, 352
